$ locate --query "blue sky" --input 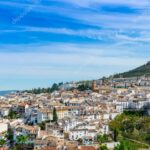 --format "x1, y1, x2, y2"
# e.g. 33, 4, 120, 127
0, 0, 150, 90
